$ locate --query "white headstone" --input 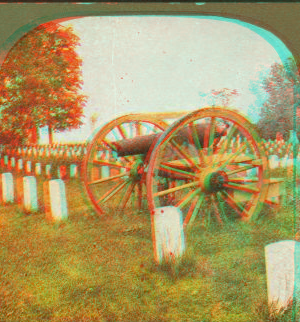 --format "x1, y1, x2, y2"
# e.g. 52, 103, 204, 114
26, 161, 31, 174
265, 241, 300, 312
1, 172, 14, 203
153, 206, 185, 263
70, 164, 78, 178
101, 166, 110, 178
269, 155, 279, 169
23, 176, 38, 212
281, 155, 289, 168
10, 157, 15, 168
35, 163, 41, 176
45, 164, 51, 177
17, 159, 23, 171
48, 179, 68, 221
